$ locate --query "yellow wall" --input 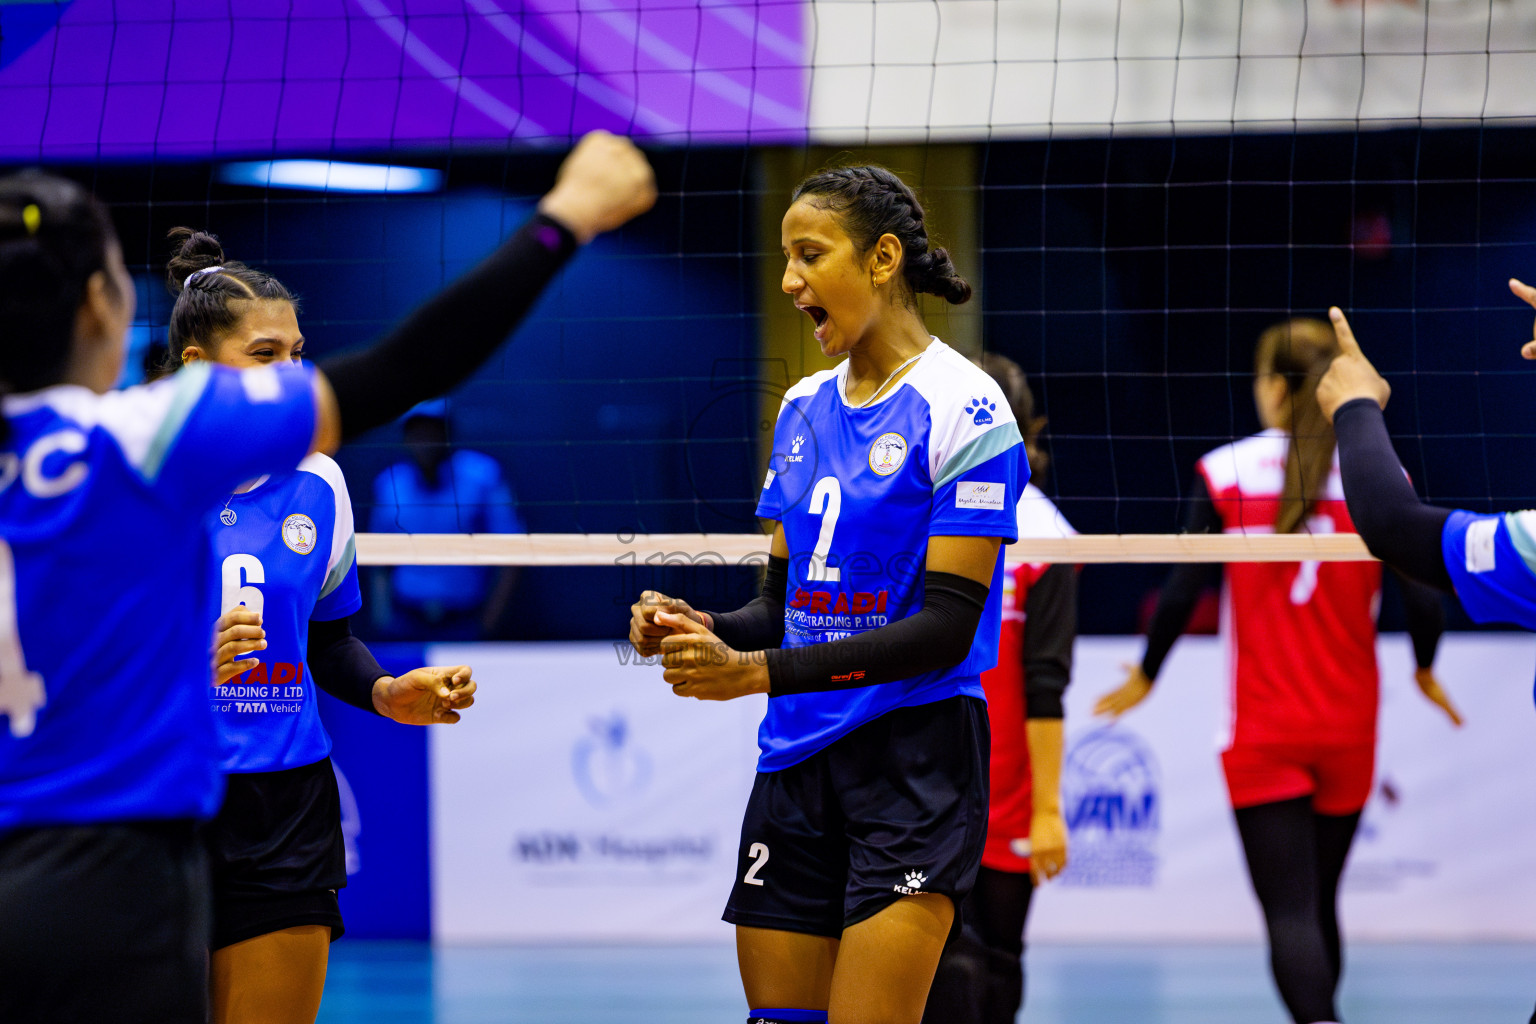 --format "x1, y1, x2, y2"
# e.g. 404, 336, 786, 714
751, 145, 980, 473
